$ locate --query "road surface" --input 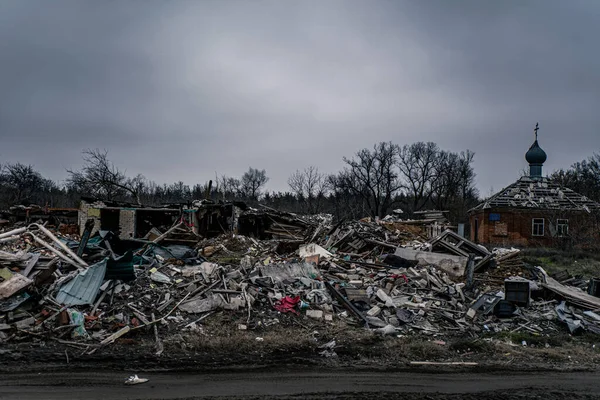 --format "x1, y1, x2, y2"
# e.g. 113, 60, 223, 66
1, 370, 599, 399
